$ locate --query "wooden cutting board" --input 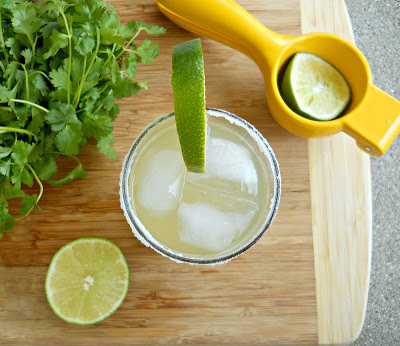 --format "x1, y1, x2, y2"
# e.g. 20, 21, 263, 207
0, 0, 371, 344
